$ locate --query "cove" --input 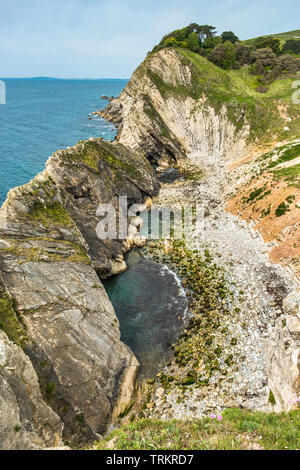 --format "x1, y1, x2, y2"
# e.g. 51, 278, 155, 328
103, 249, 188, 379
